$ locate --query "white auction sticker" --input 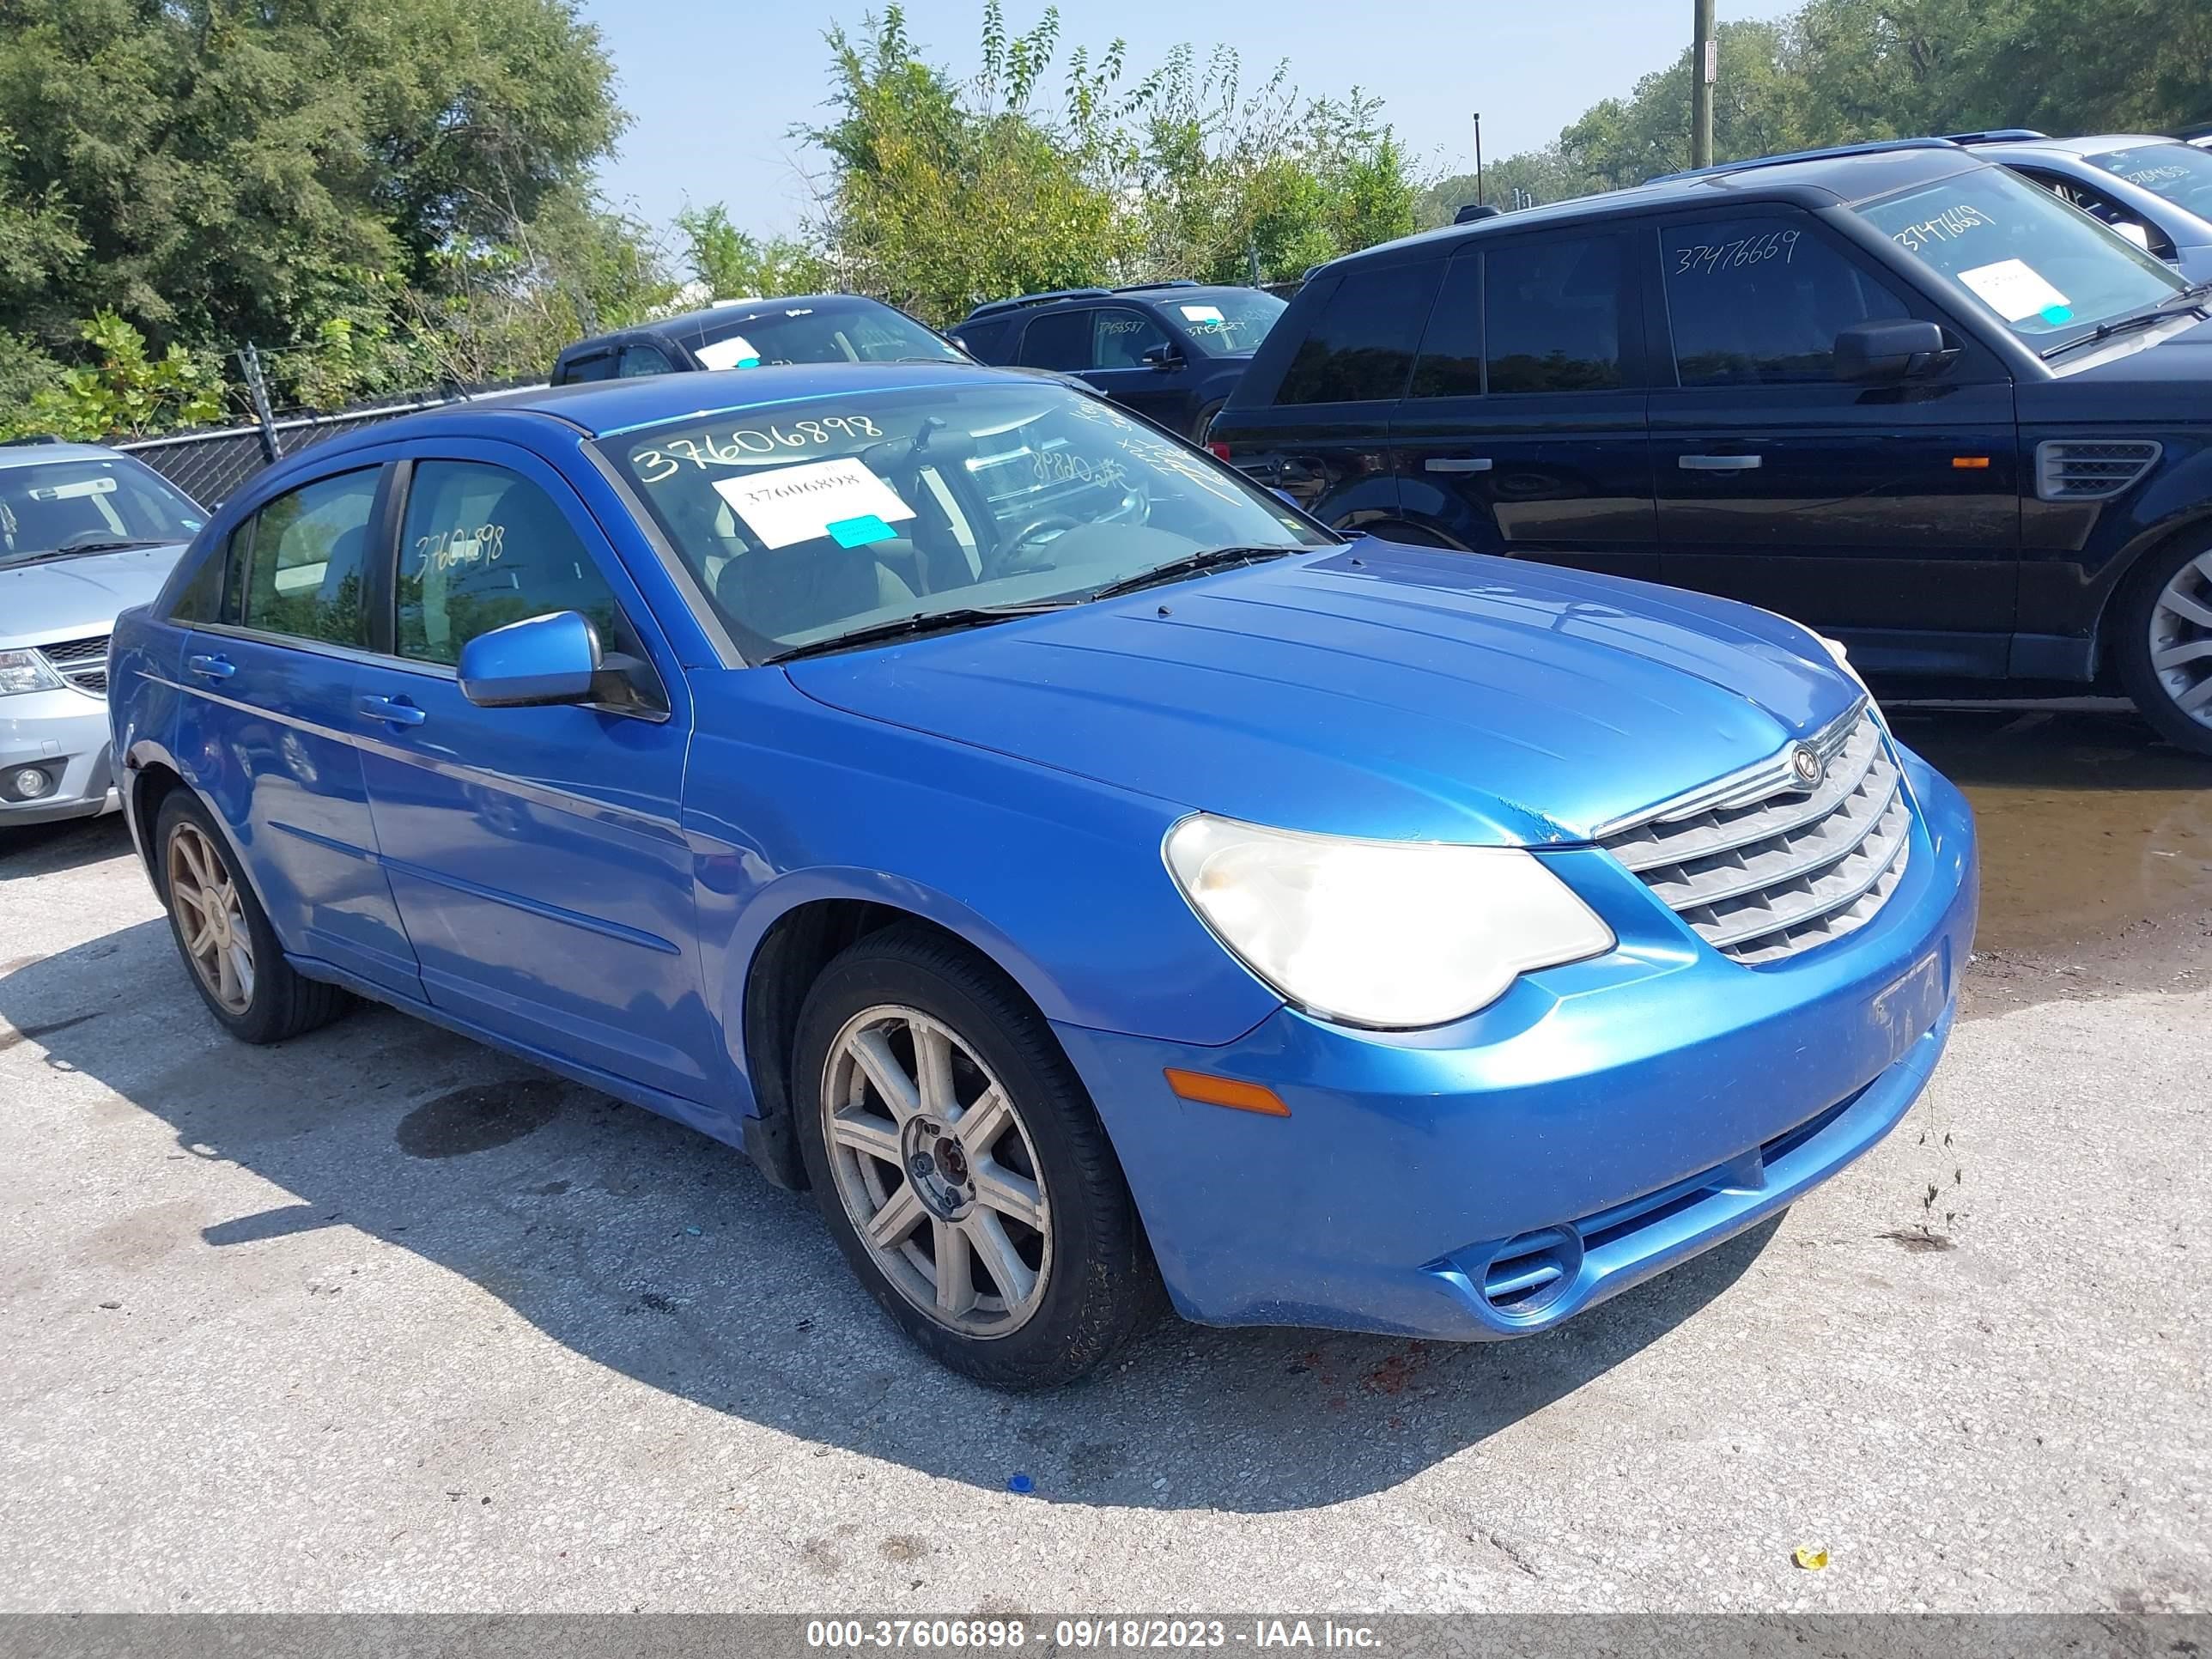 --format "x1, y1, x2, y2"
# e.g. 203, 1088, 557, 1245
1179, 303, 1225, 323
1956, 258, 2069, 323
711, 458, 915, 550
696, 334, 762, 370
